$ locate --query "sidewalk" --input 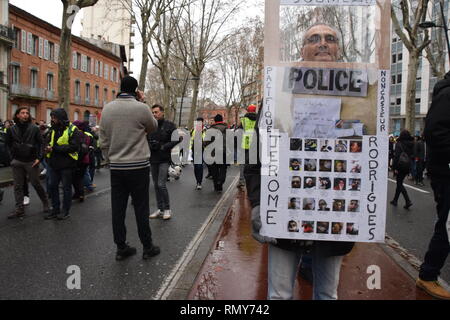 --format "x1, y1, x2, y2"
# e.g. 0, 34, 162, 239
187, 189, 435, 300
